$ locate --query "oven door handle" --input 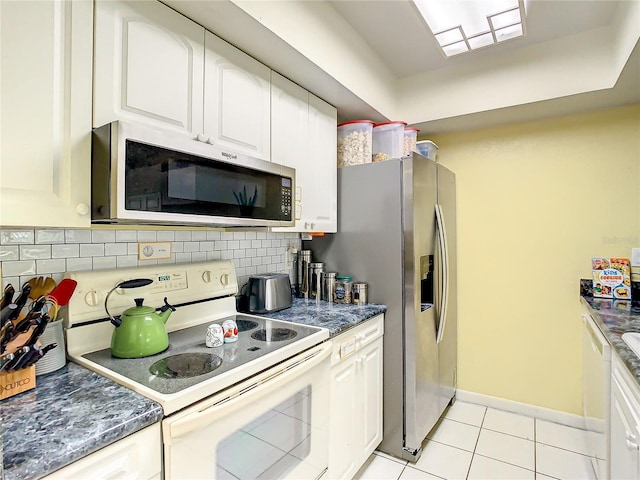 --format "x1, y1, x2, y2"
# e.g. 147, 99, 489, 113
165, 341, 332, 441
